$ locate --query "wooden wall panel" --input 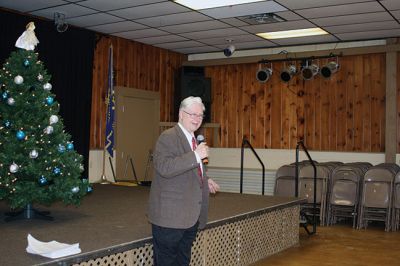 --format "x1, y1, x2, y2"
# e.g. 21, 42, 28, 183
90, 36, 394, 153
90, 35, 186, 149
204, 53, 387, 152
